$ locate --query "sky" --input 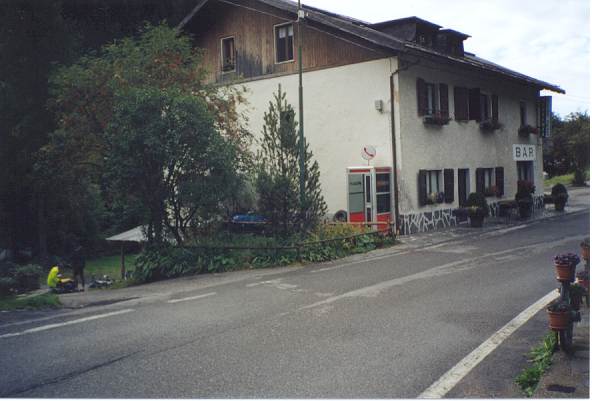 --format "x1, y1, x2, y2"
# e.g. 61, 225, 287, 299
301, 0, 590, 117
